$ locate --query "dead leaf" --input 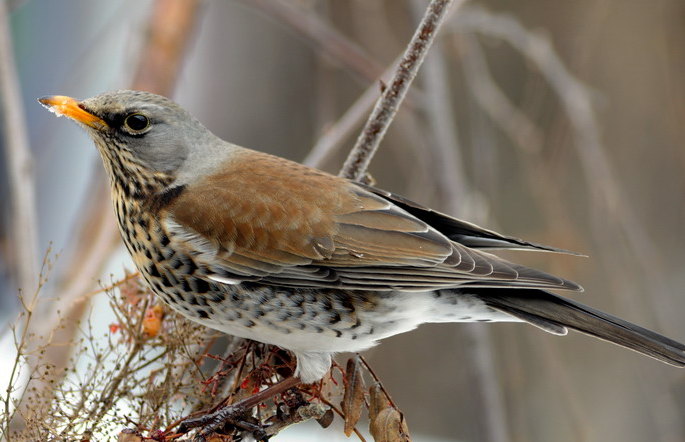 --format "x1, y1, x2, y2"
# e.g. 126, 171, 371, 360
369, 382, 410, 442
341, 356, 366, 436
